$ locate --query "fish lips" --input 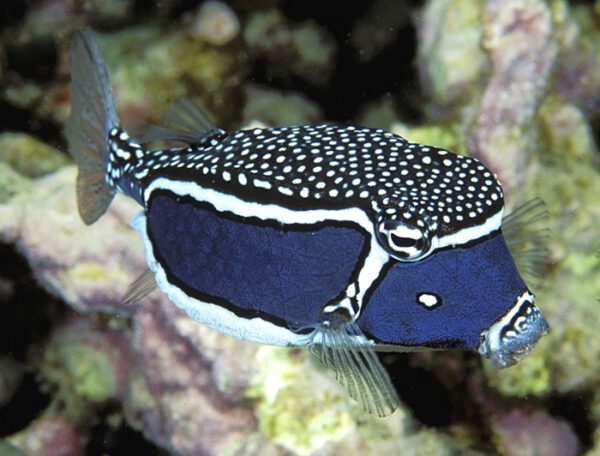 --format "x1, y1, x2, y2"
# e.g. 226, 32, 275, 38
478, 289, 549, 368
